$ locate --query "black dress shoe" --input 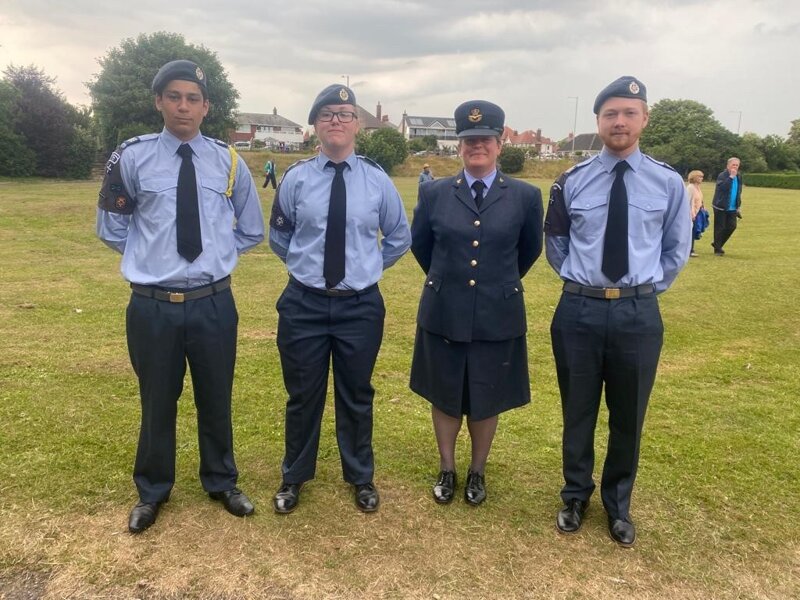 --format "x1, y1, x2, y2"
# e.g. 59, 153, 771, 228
608, 517, 636, 547
273, 482, 302, 514
464, 470, 486, 506
556, 498, 589, 533
432, 470, 456, 504
128, 501, 162, 534
209, 487, 255, 517
354, 482, 380, 512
